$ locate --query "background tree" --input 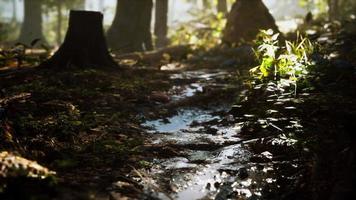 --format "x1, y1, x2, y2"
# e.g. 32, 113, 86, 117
299, 0, 356, 20
154, 0, 169, 48
327, 0, 339, 20
107, 0, 154, 53
217, 0, 228, 15
202, 0, 211, 9
11, 0, 17, 24
18, 0, 45, 45
42, 0, 86, 45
